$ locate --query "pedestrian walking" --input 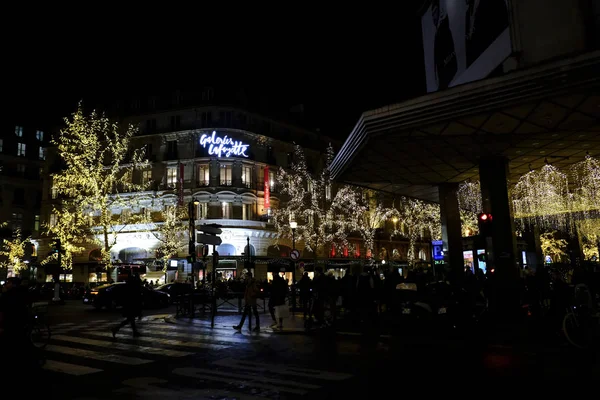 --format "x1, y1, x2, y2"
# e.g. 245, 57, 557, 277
233, 272, 260, 332
112, 273, 142, 338
269, 272, 288, 329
